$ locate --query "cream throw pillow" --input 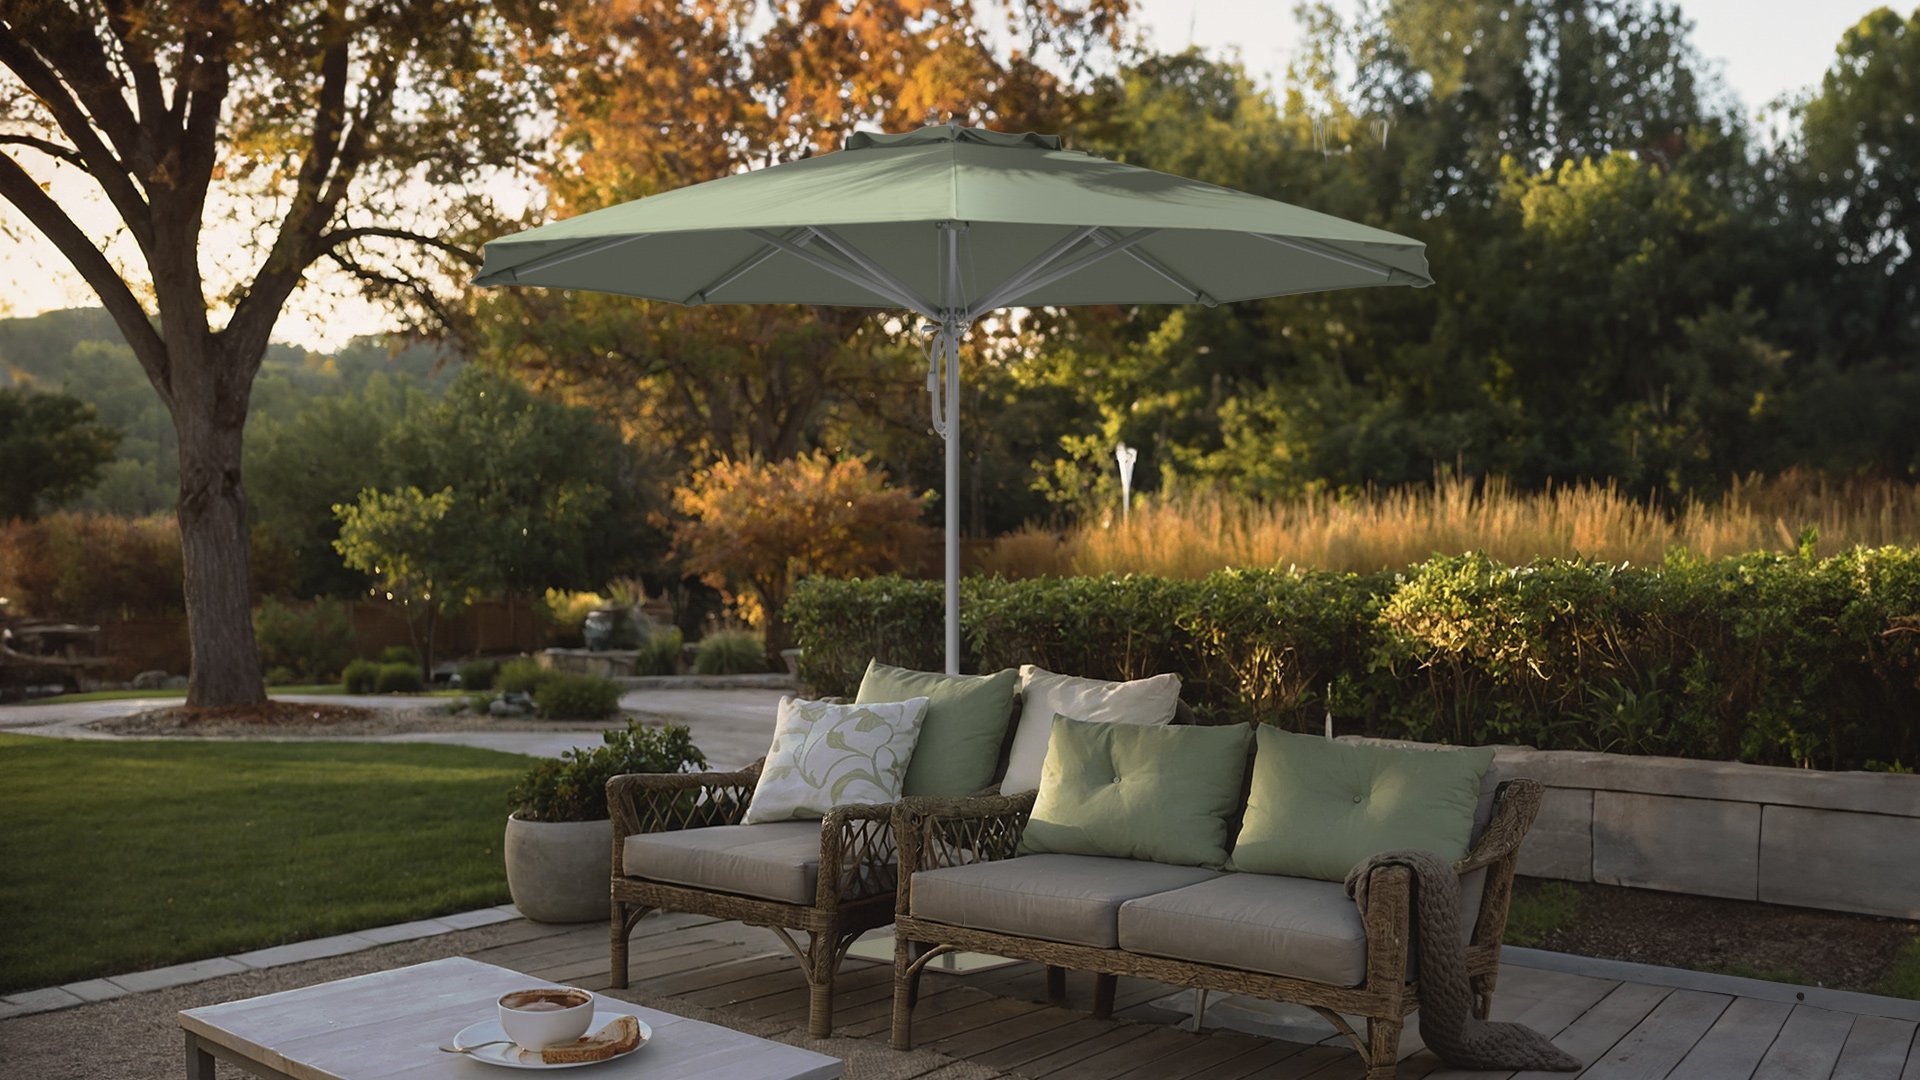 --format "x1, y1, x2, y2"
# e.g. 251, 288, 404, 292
743, 695, 930, 823
998, 666, 1181, 793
